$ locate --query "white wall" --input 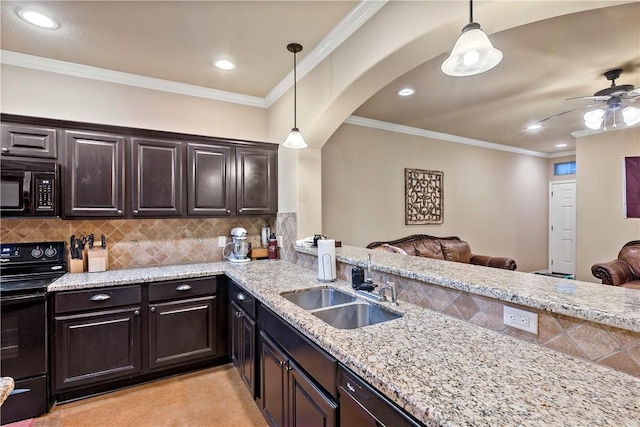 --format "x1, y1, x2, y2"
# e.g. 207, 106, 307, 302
576, 127, 640, 282
322, 123, 549, 273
